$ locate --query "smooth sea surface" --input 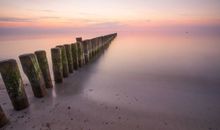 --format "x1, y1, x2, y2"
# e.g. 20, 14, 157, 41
0, 32, 220, 129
